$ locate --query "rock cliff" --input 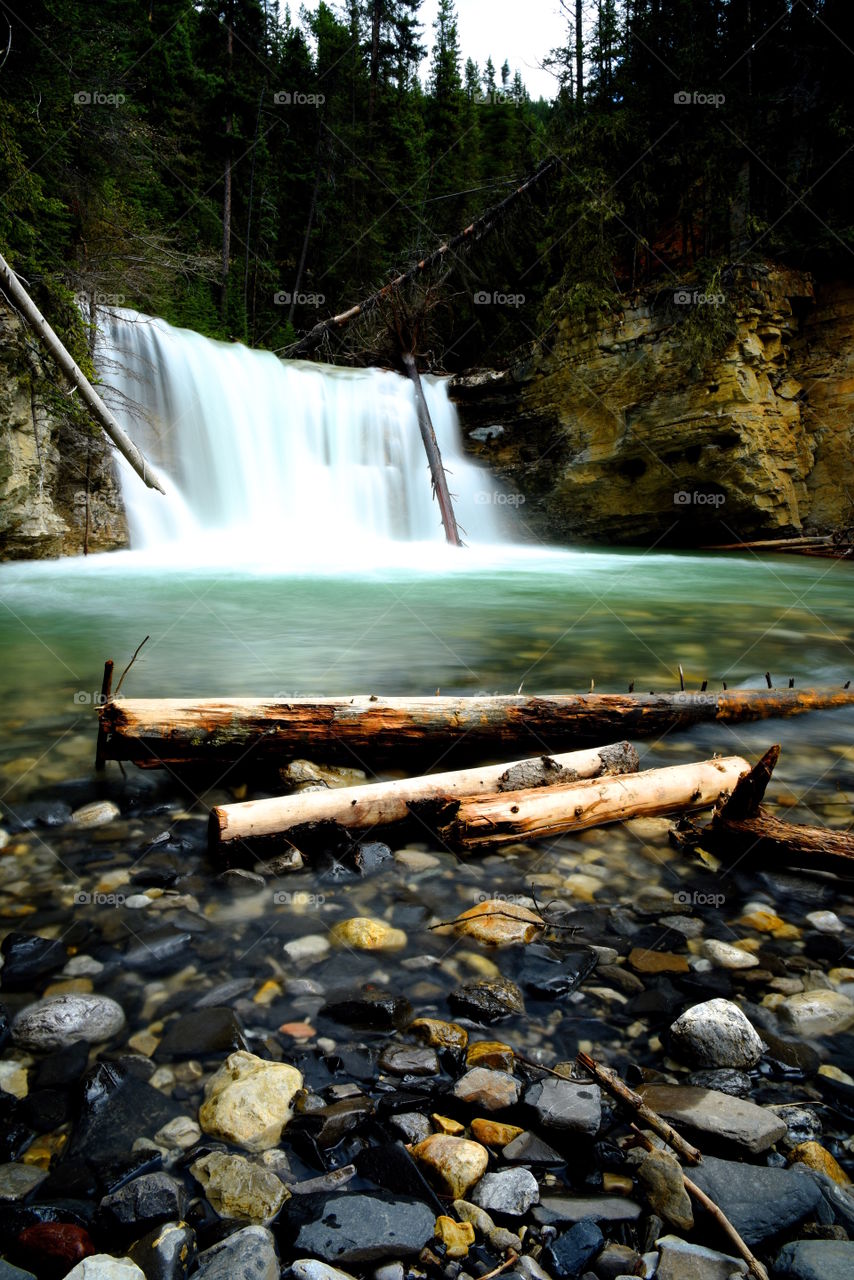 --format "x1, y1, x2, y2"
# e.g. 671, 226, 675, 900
0, 302, 127, 559
452, 264, 854, 546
